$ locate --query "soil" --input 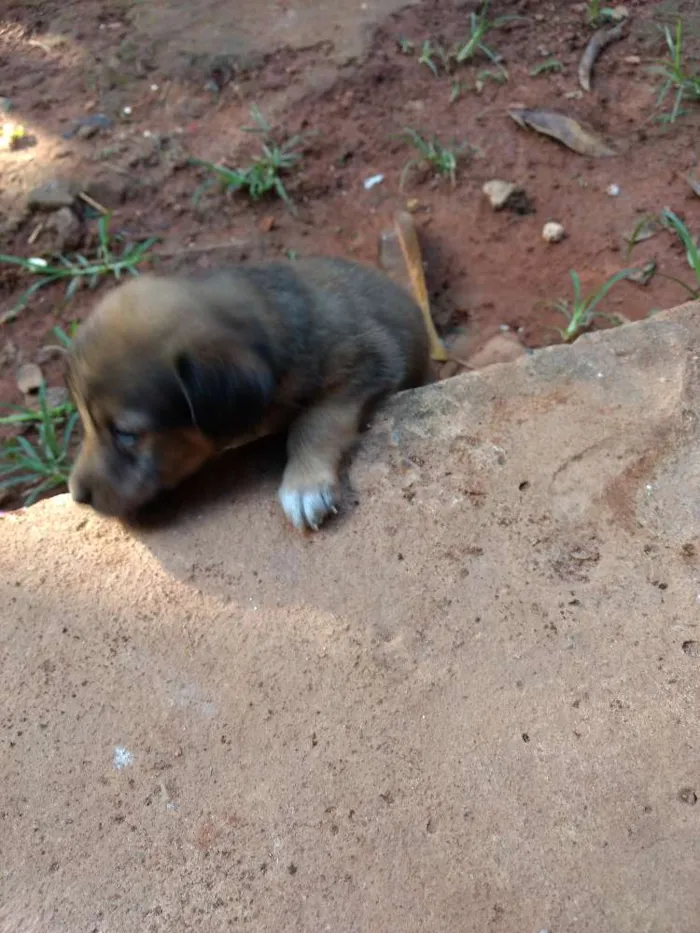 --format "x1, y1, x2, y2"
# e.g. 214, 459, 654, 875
1, 0, 700, 508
